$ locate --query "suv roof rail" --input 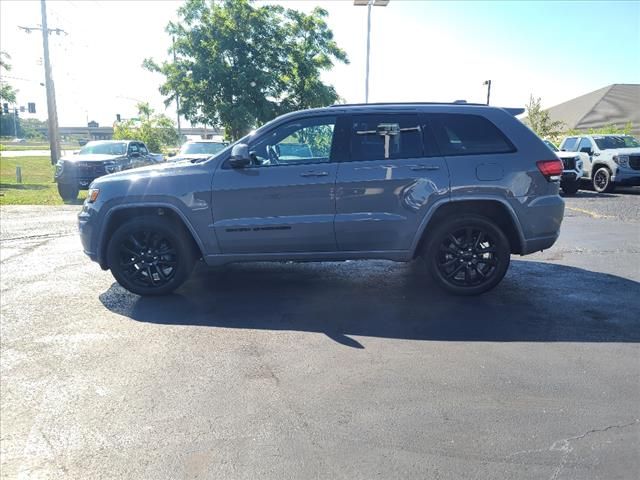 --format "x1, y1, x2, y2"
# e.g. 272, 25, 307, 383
329, 101, 488, 108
